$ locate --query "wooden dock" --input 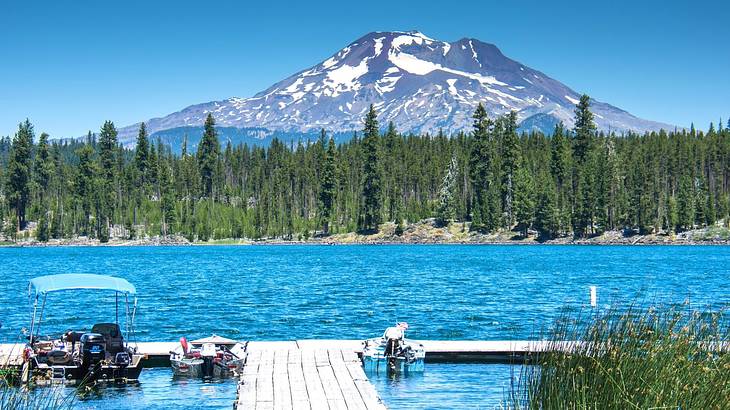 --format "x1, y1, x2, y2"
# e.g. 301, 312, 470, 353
0, 339, 587, 369
236, 342, 386, 410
